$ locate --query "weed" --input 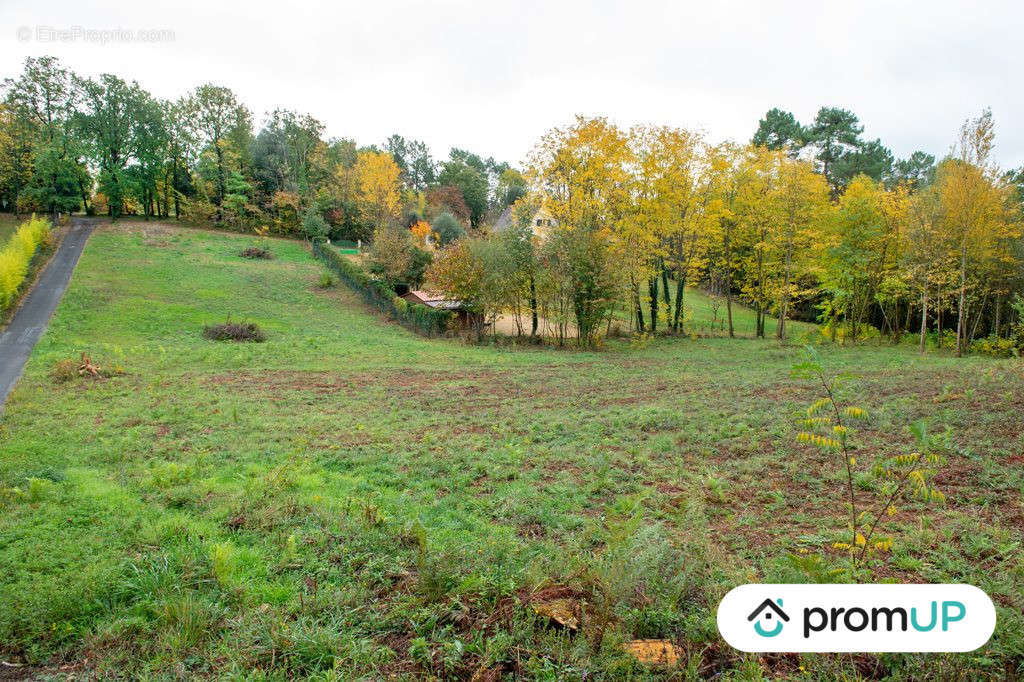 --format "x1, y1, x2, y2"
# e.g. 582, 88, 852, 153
49, 353, 123, 383
793, 346, 946, 577
49, 358, 77, 383
240, 246, 273, 260
202, 320, 266, 342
